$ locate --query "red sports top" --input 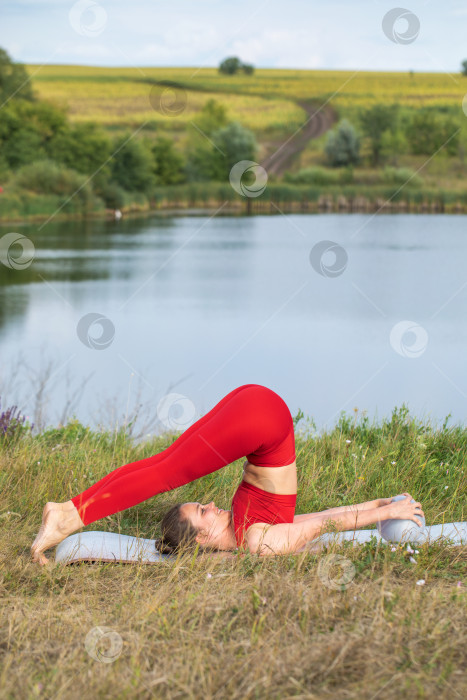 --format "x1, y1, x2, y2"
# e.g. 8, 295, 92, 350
231, 480, 297, 548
